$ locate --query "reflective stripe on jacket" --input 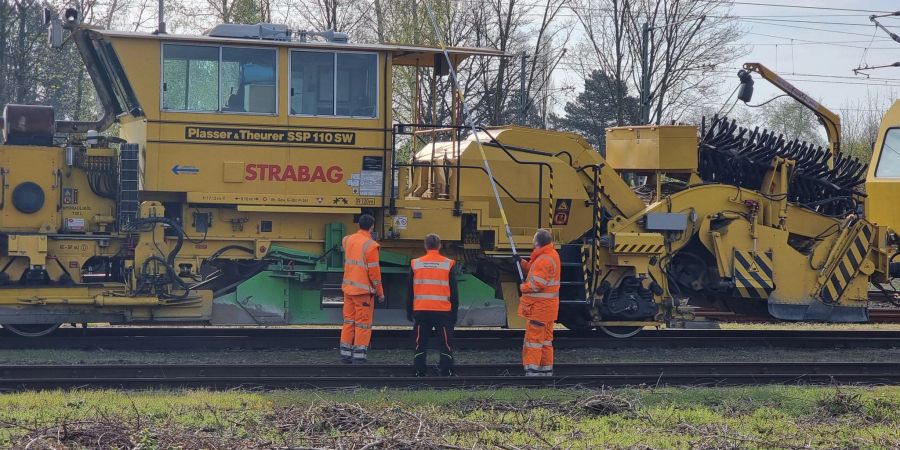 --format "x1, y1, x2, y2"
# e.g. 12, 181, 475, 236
342, 230, 384, 297
411, 250, 455, 312
518, 244, 561, 322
